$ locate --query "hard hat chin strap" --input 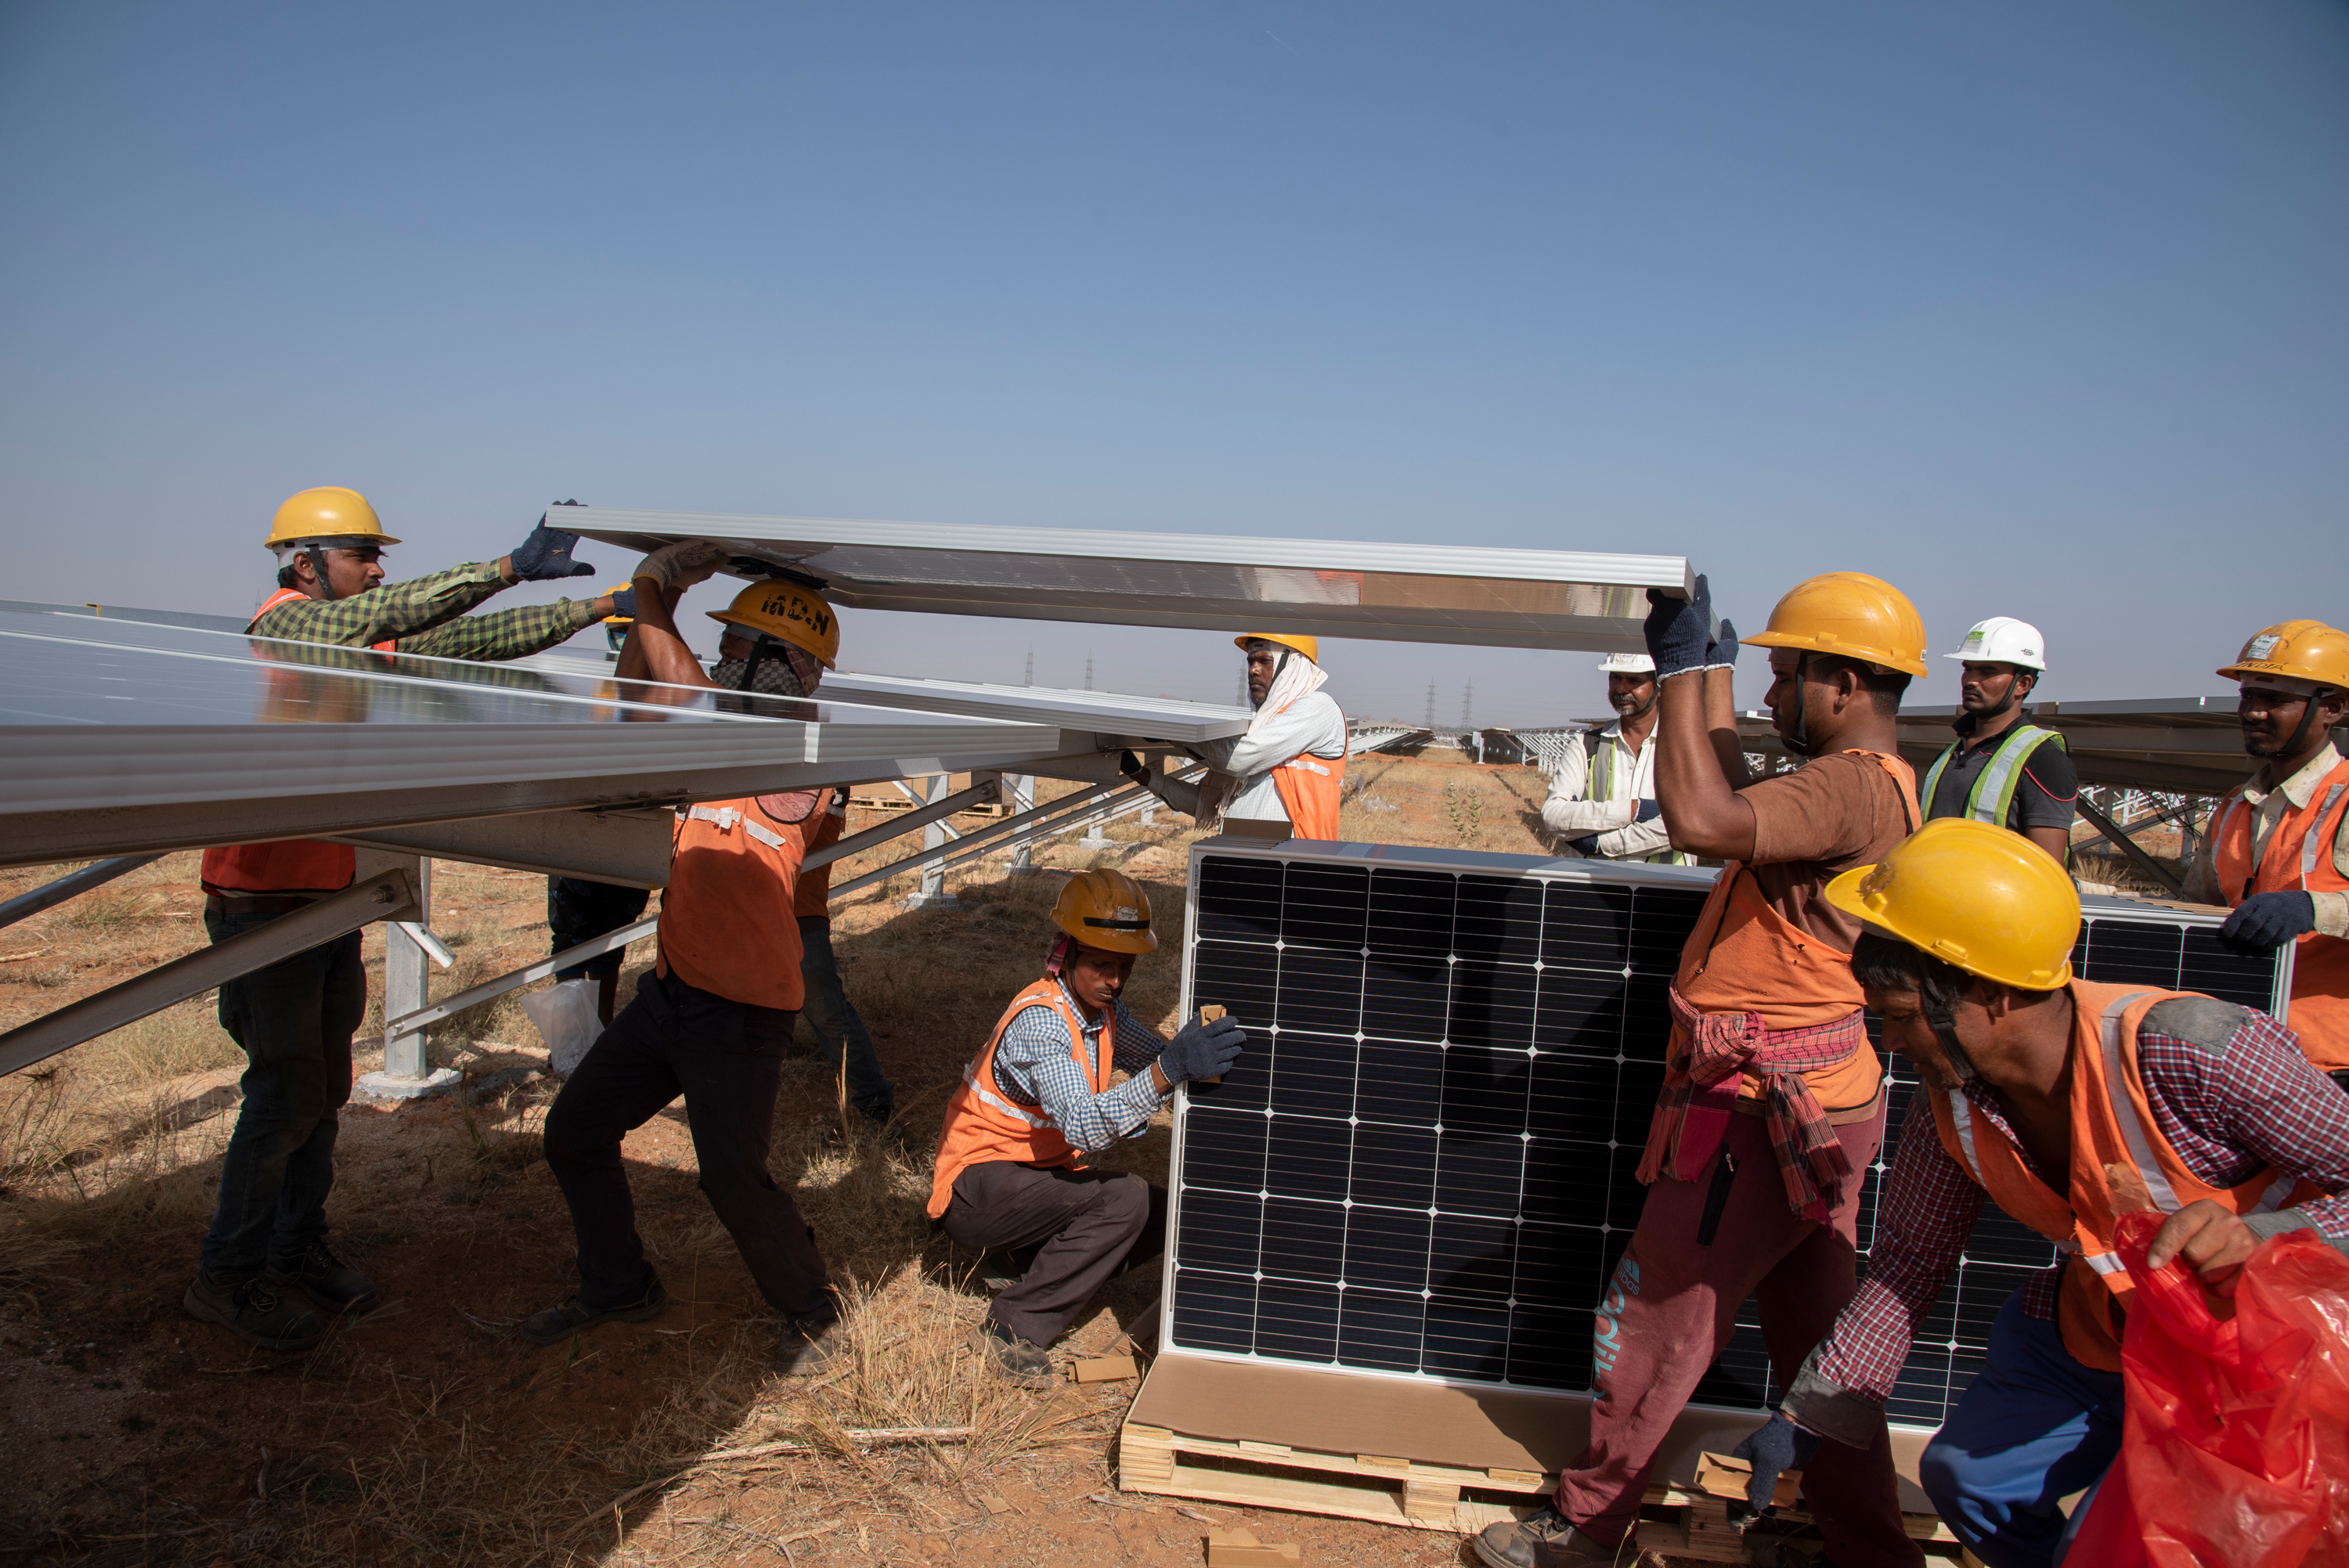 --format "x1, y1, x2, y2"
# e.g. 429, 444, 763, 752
305, 543, 340, 604
1782, 654, 1817, 758
1922, 998, 1983, 1085
2250, 688, 2336, 759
